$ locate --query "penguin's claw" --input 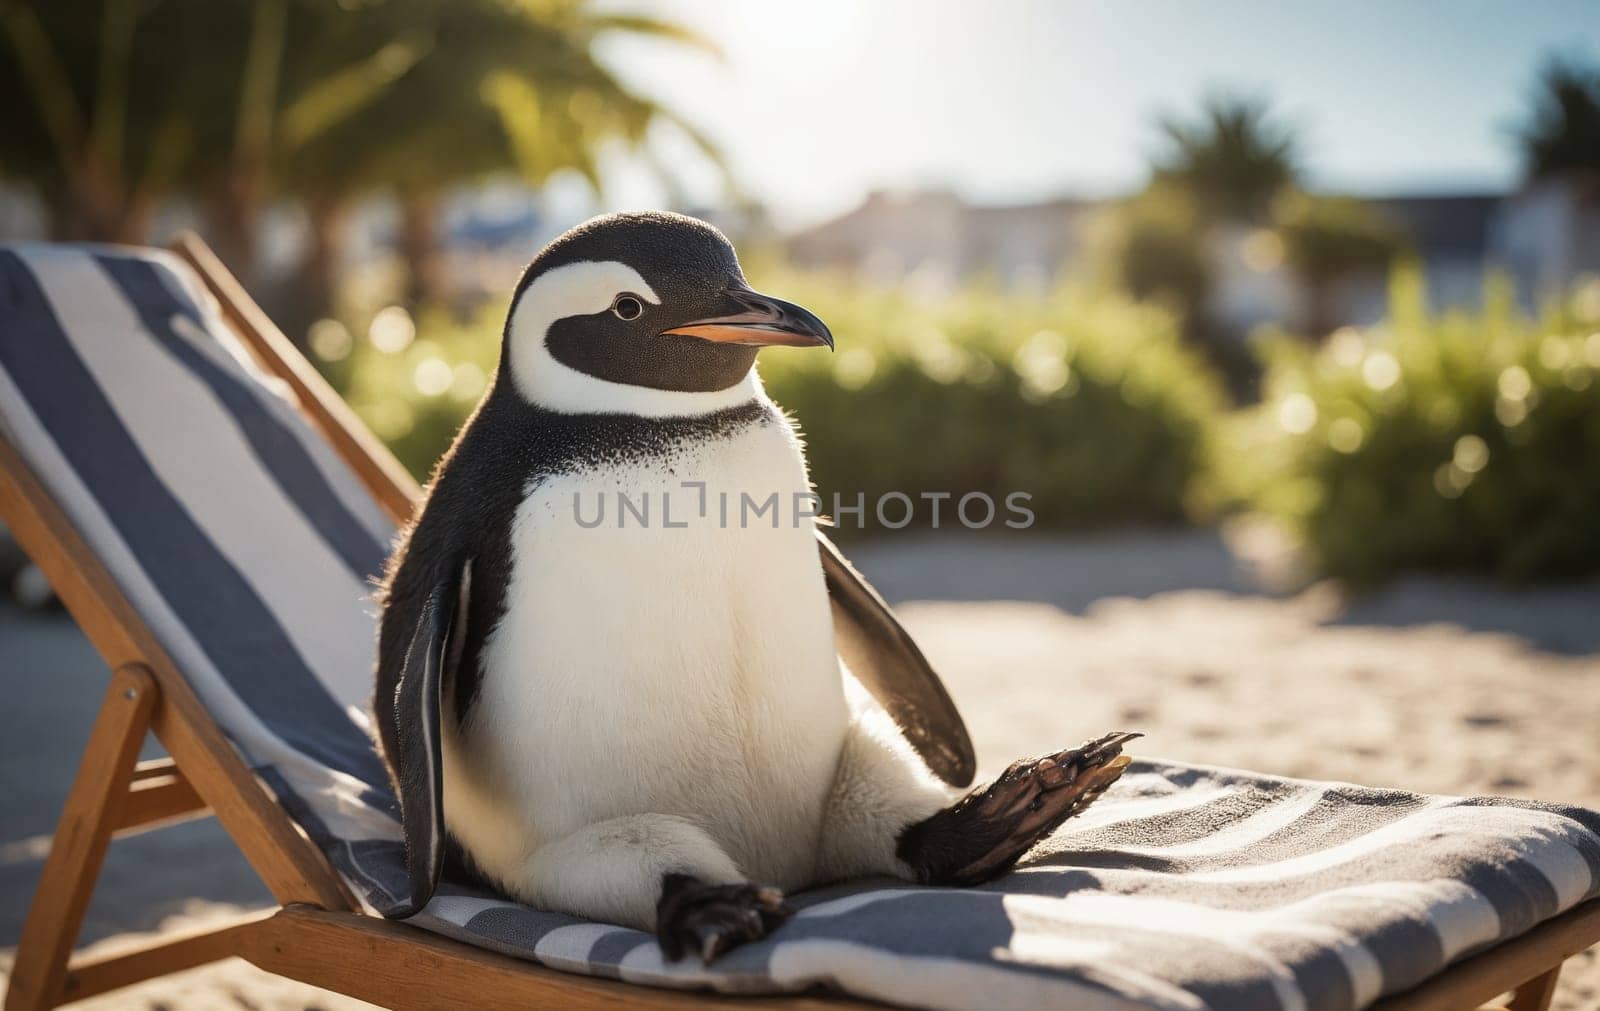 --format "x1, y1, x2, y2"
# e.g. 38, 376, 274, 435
656, 874, 791, 964
897, 731, 1142, 886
